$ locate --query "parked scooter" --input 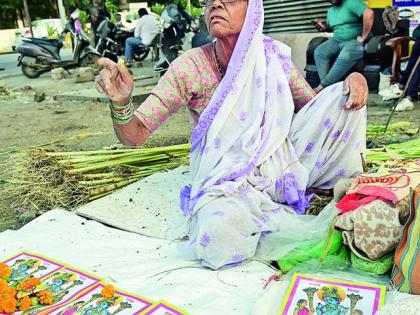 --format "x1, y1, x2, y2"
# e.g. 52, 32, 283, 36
16, 21, 101, 78
95, 19, 150, 63
154, 4, 190, 73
